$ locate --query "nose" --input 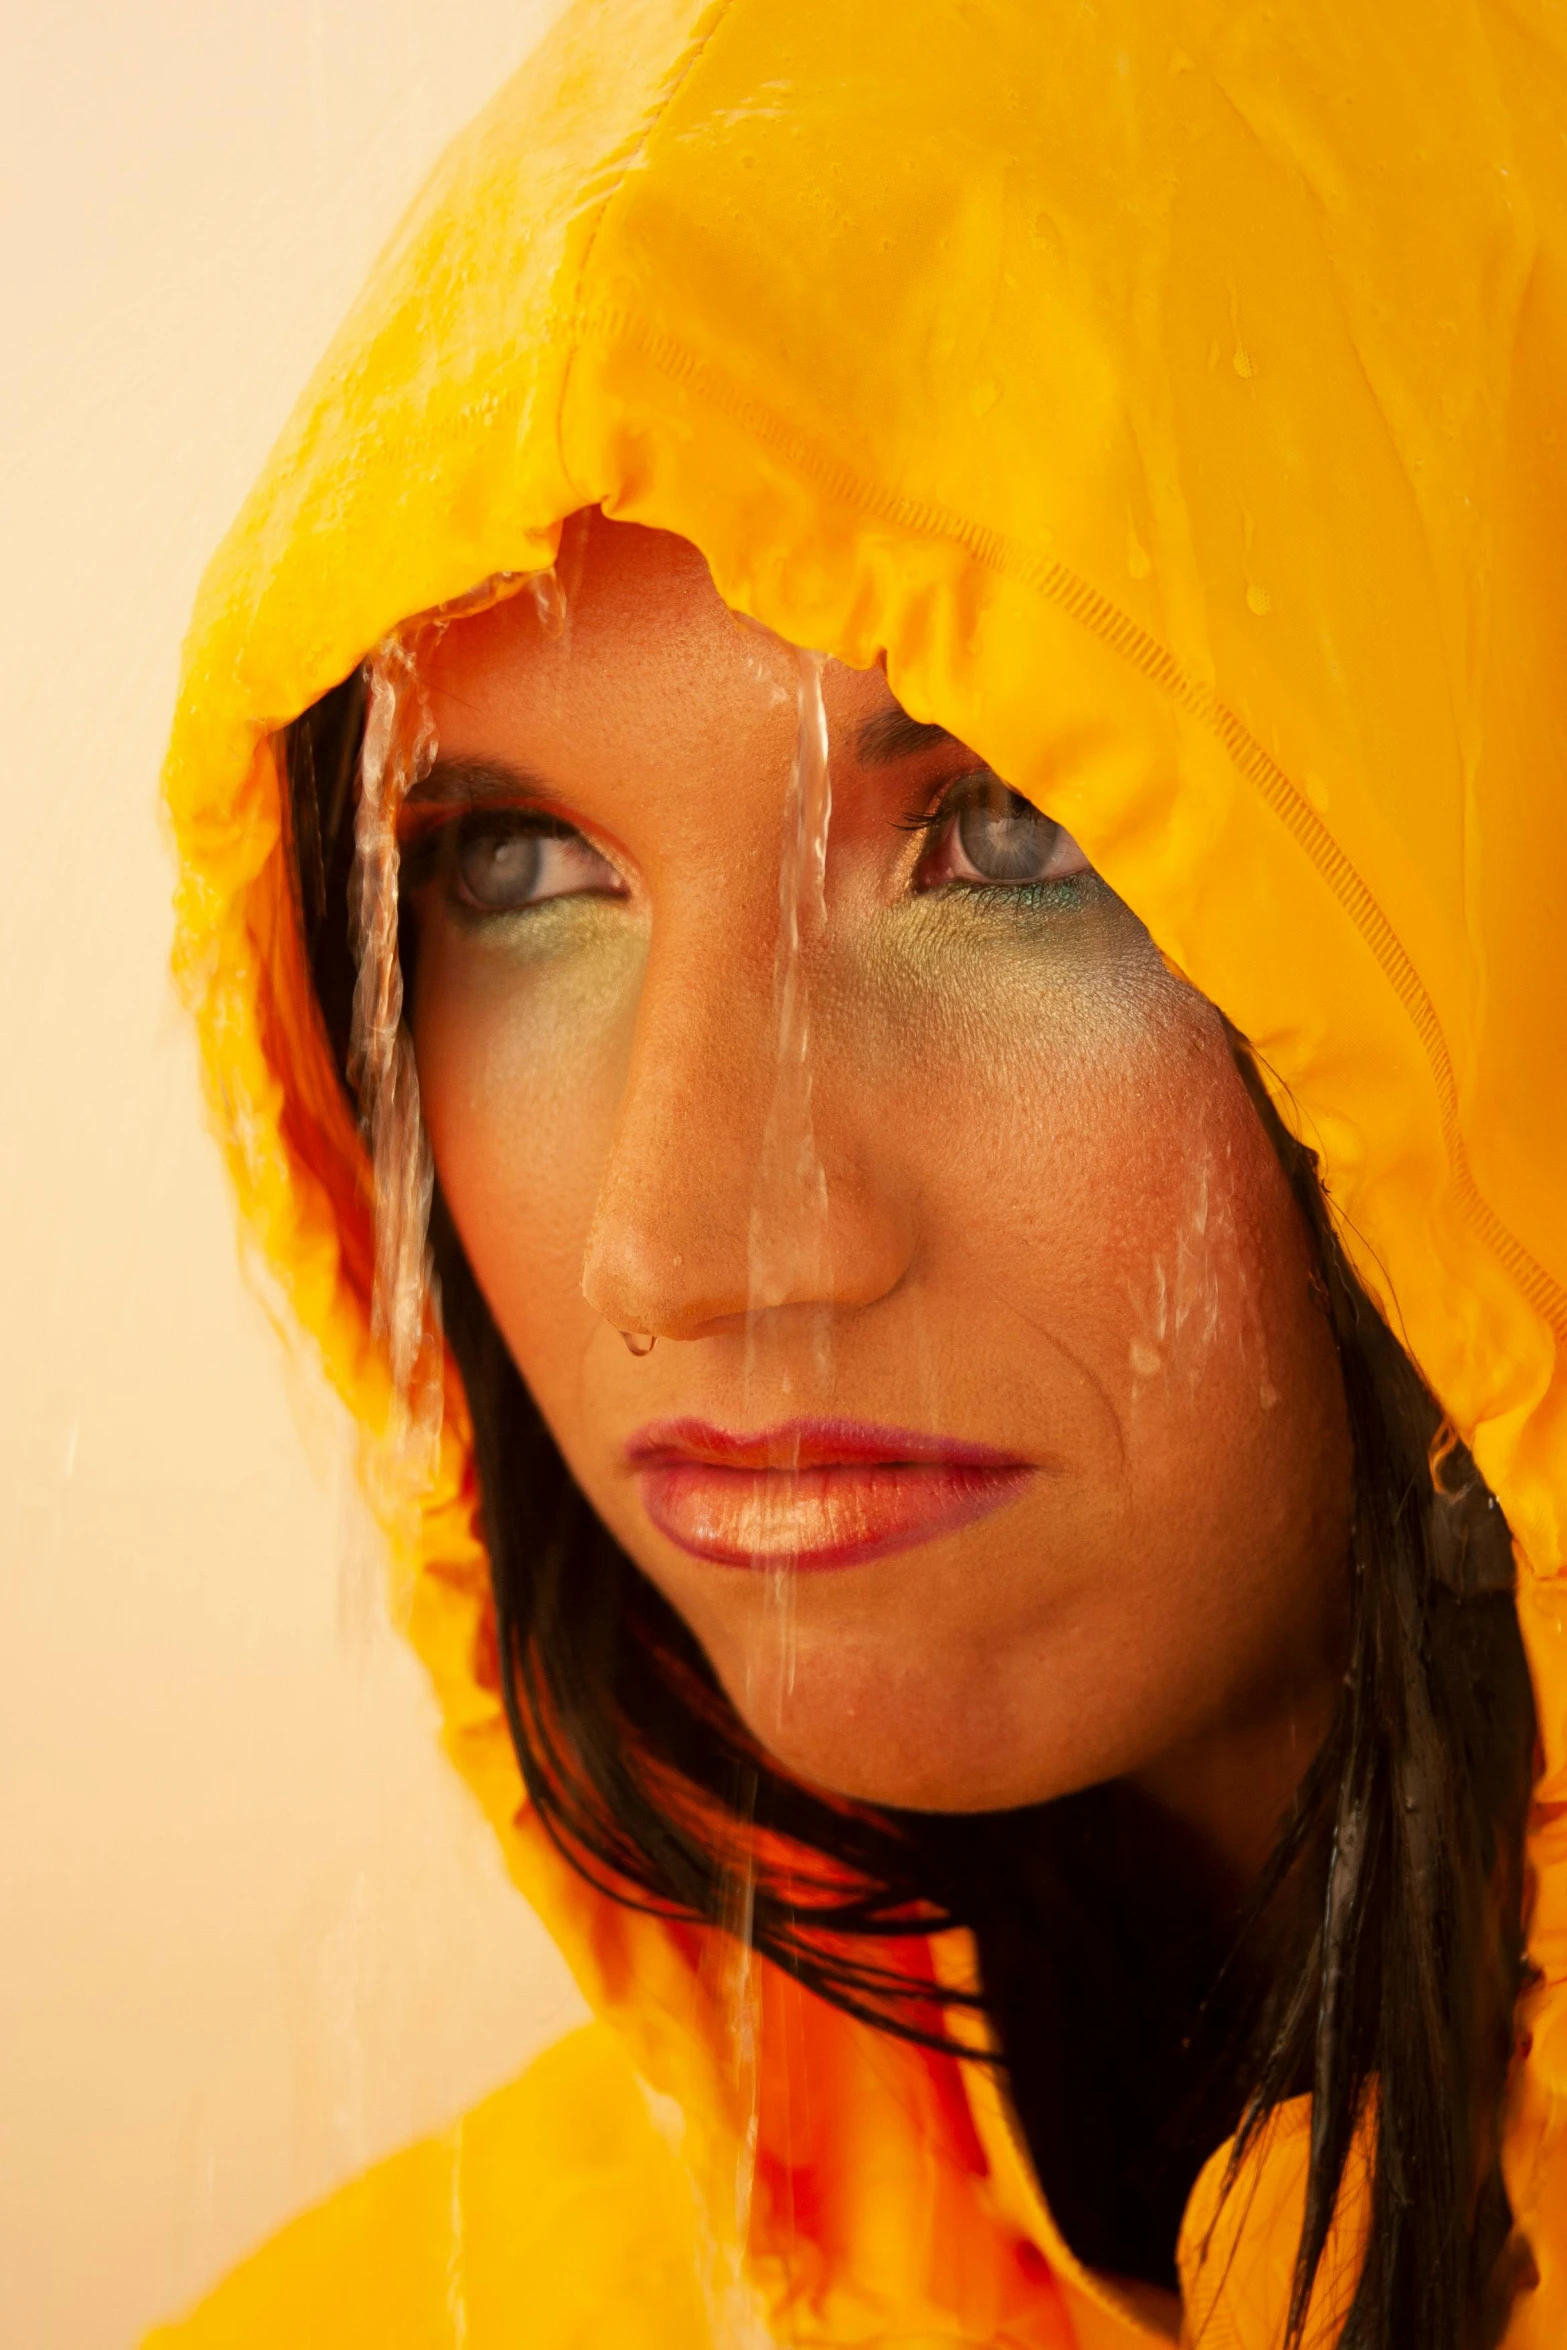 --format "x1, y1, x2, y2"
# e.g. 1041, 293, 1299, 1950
579, 913, 914, 1342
